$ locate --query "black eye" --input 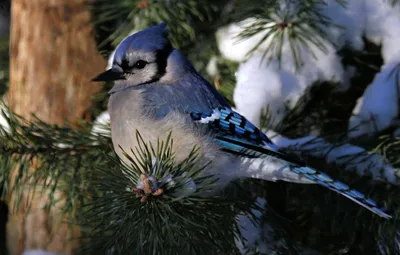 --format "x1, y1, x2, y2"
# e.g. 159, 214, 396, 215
134, 60, 148, 69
